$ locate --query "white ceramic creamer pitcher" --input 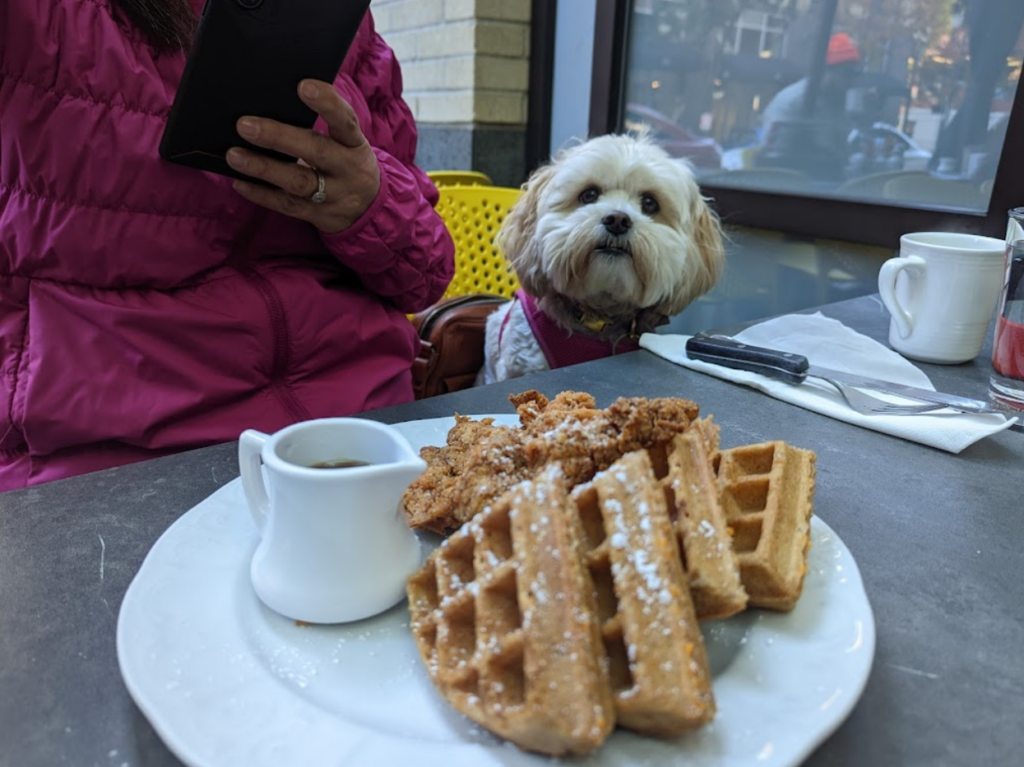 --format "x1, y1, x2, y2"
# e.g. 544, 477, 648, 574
238, 418, 426, 624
